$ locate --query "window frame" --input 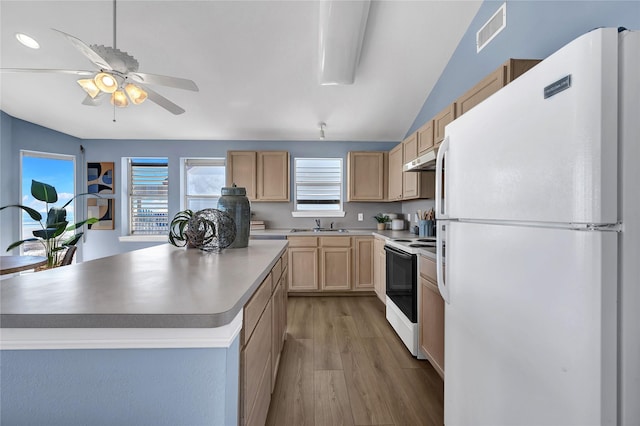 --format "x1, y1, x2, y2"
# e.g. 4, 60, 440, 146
180, 157, 226, 211
291, 157, 345, 218
19, 150, 76, 253
119, 157, 169, 242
